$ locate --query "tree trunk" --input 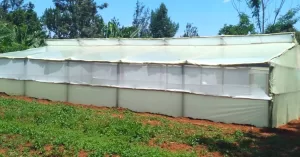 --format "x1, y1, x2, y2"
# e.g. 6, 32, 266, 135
262, 1, 265, 34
